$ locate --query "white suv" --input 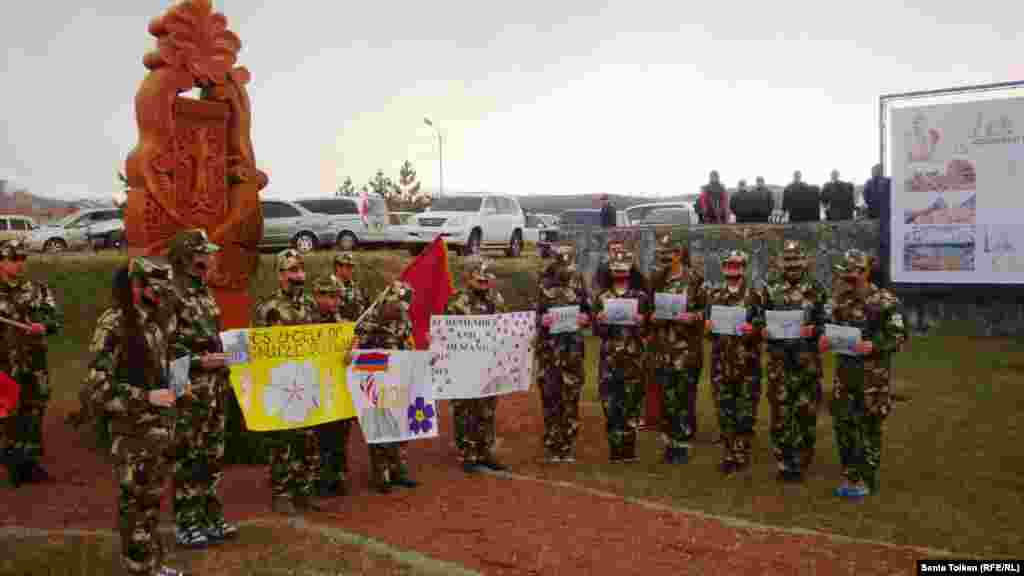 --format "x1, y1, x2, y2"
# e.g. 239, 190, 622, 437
405, 194, 526, 256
